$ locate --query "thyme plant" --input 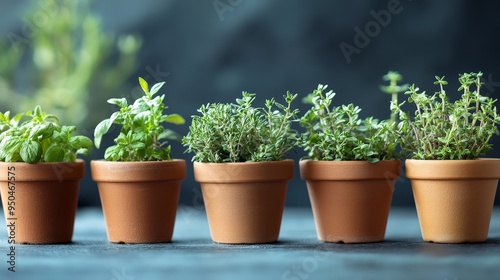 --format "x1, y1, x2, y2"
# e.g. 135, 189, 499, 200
182, 92, 299, 162
391, 72, 500, 160
94, 77, 185, 161
300, 83, 399, 163
0, 106, 92, 163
